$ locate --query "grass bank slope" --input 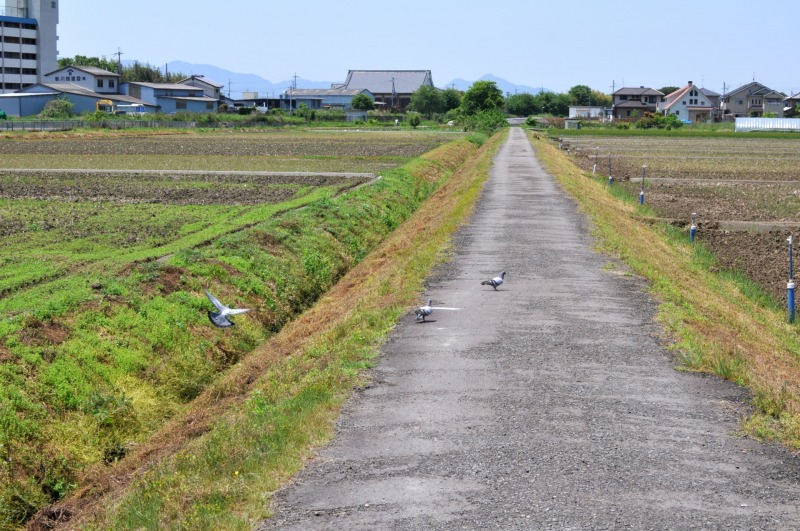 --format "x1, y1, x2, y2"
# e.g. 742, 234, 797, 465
2, 132, 474, 529
32, 131, 504, 530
